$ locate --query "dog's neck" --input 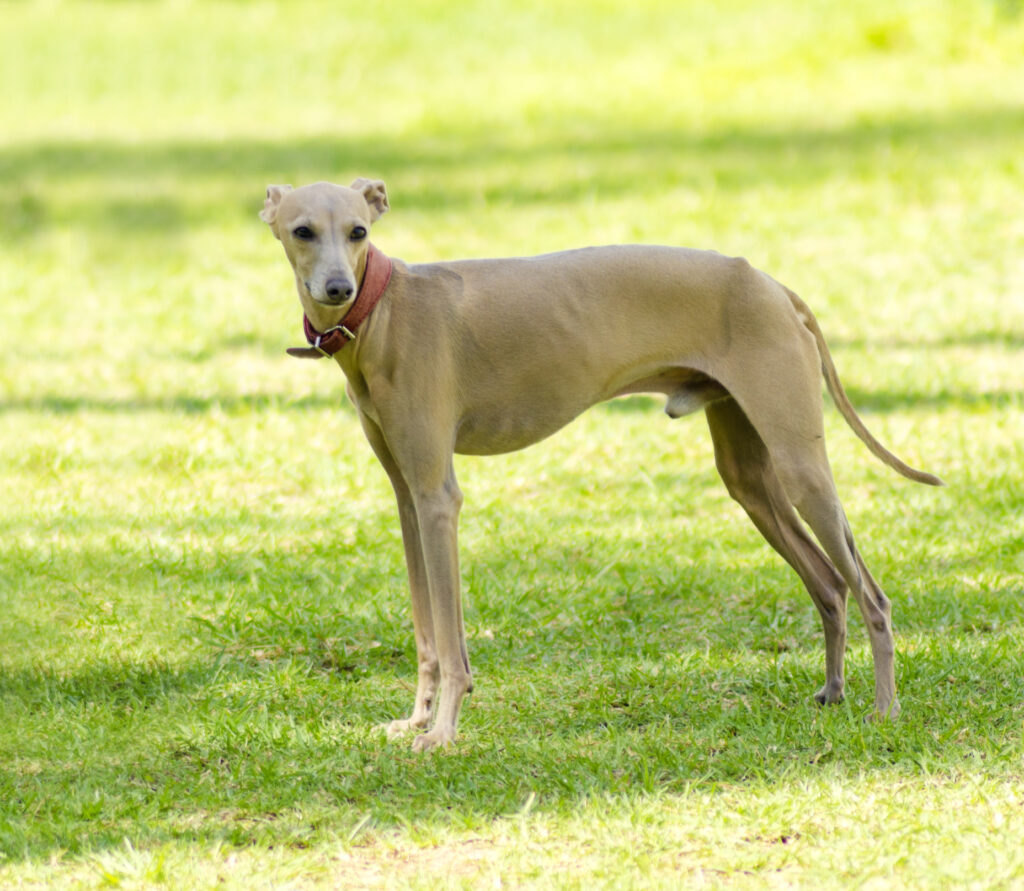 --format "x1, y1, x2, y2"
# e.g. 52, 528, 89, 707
287, 244, 393, 360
